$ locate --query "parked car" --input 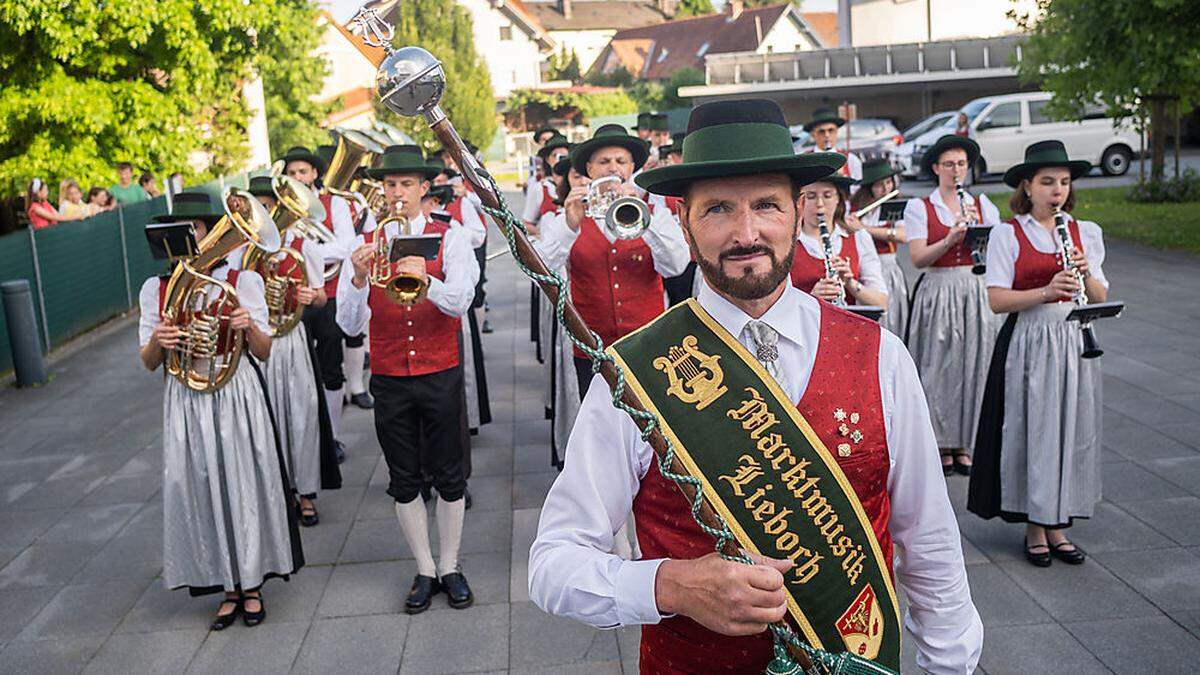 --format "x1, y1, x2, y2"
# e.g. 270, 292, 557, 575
893, 112, 957, 176
794, 119, 903, 161
914, 92, 1138, 181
